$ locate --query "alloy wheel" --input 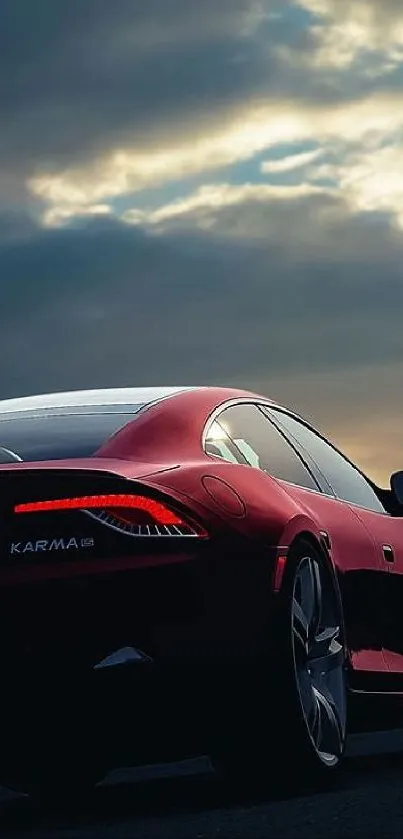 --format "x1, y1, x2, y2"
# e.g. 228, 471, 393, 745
291, 555, 346, 766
